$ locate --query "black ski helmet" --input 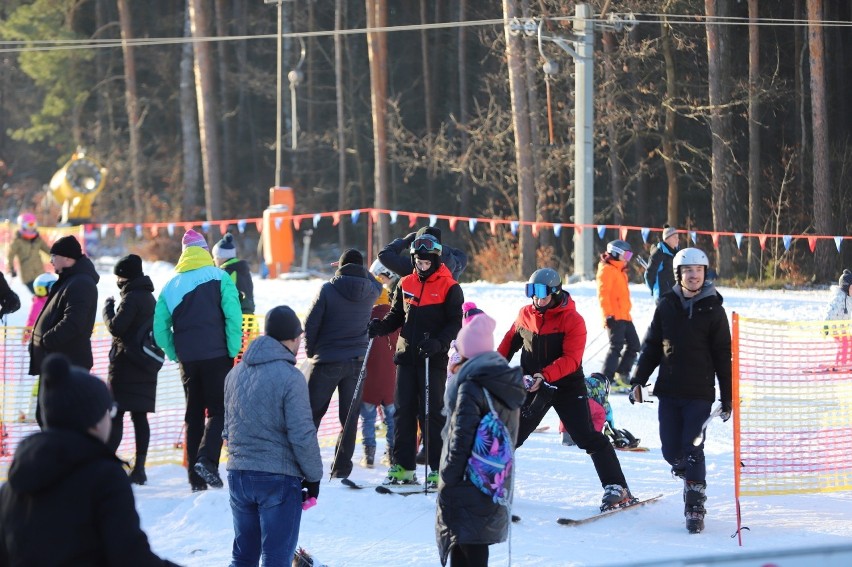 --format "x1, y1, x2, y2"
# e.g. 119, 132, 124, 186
527, 268, 562, 296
